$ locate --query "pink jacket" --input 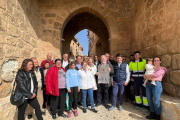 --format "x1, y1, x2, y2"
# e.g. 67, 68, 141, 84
151, 67, 167, 81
